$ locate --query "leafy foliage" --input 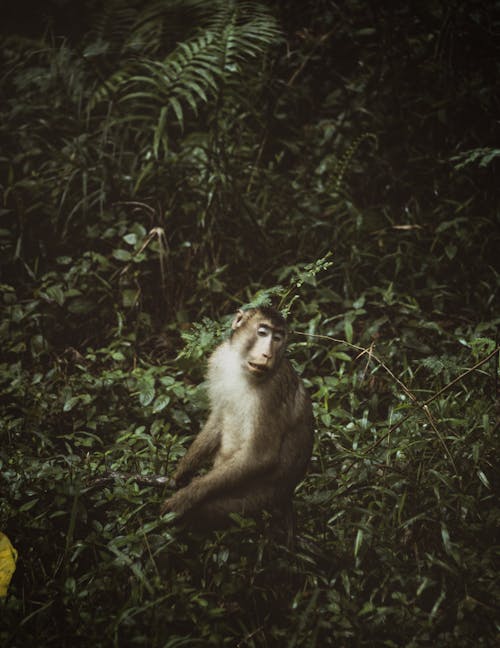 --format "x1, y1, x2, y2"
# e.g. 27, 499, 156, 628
1, 0, 499, 646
